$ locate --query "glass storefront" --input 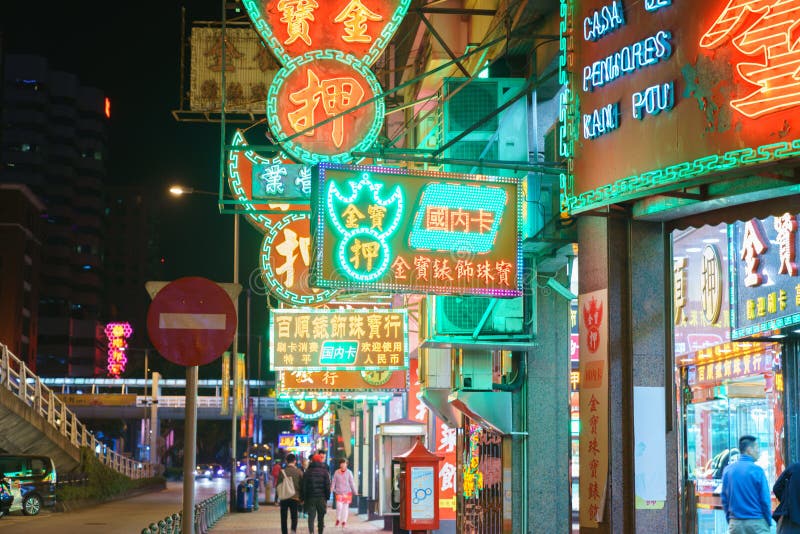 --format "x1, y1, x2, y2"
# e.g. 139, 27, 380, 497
681, 347, 783, 534
674, 223, 785, 534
